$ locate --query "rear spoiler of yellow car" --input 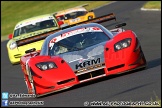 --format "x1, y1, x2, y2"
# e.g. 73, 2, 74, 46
16, 13, 116, 47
